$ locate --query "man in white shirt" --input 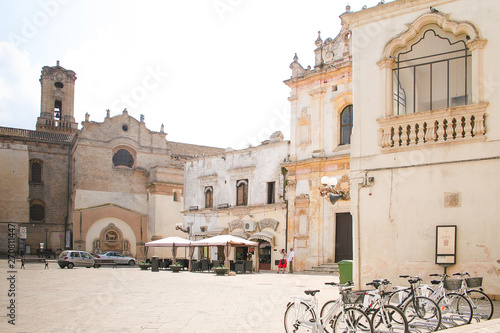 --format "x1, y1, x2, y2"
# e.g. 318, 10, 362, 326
288, 248, 295, 273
